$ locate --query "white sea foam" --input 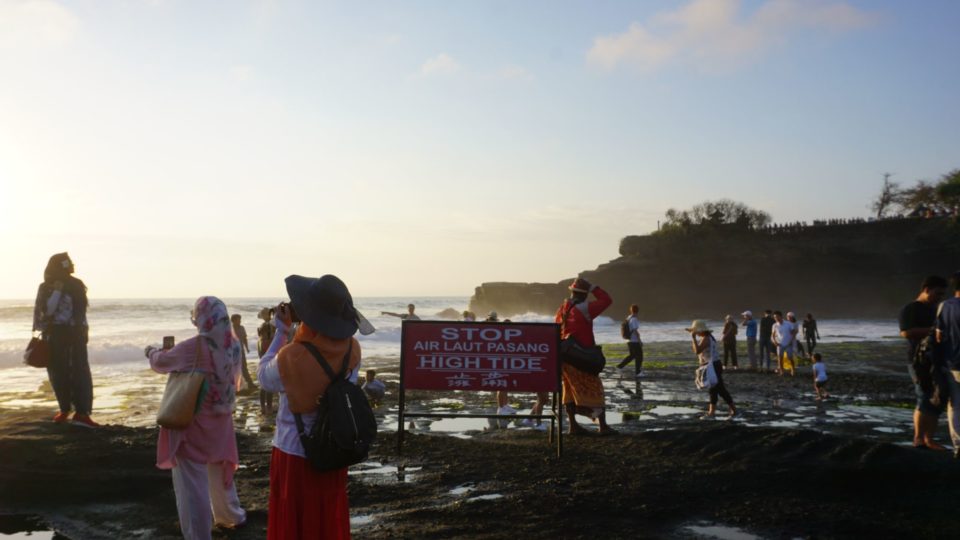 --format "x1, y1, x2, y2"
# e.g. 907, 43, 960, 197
0, 297, 900, 371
